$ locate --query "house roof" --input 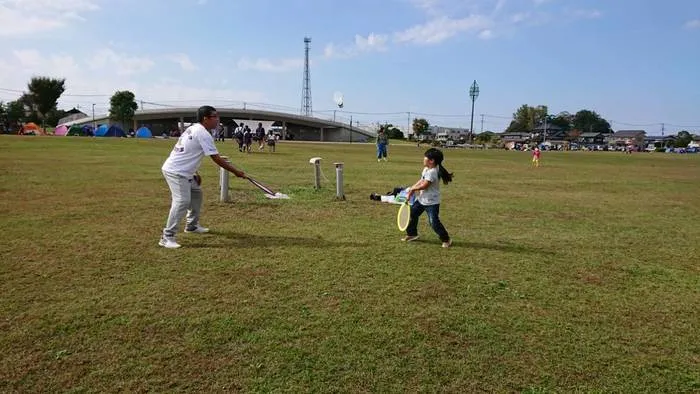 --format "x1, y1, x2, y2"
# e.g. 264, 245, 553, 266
65, 107, 87, 115
645, 135, 676, 140
580, 132, 604, 137
613, 130, 646, 137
